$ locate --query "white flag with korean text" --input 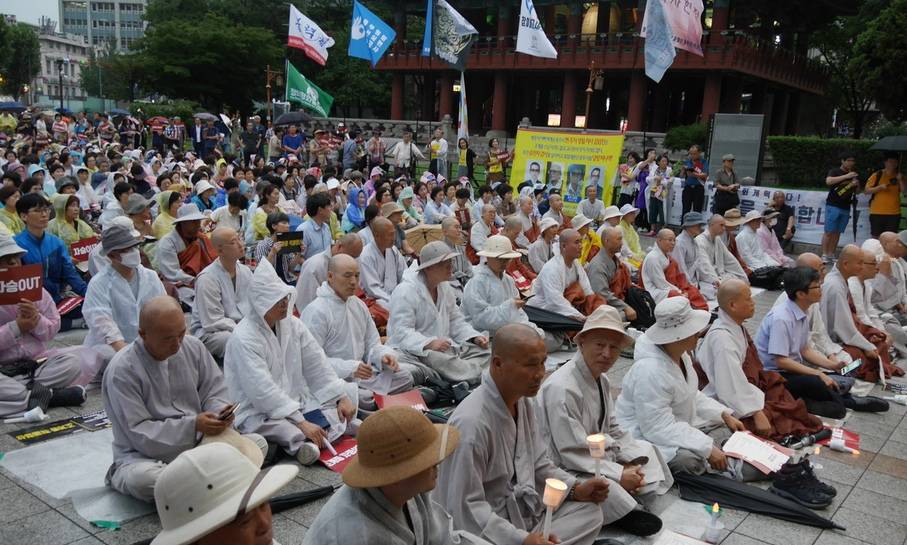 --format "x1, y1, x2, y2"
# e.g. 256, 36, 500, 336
516, 0, 558, 59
